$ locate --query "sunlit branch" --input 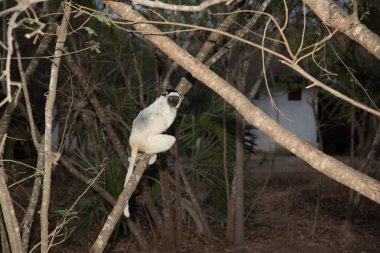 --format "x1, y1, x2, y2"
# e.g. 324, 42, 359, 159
131, 0, 233, 12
